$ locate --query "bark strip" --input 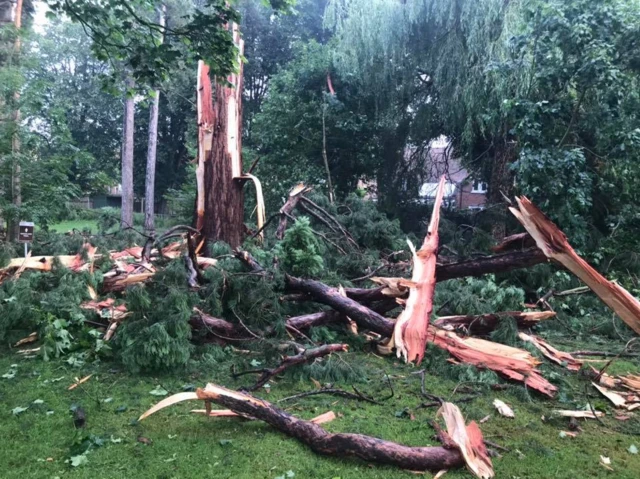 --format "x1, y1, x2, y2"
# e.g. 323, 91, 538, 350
433, 311, 556, 336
